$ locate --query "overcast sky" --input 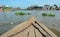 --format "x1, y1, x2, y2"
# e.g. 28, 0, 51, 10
0, 0, 60, 8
